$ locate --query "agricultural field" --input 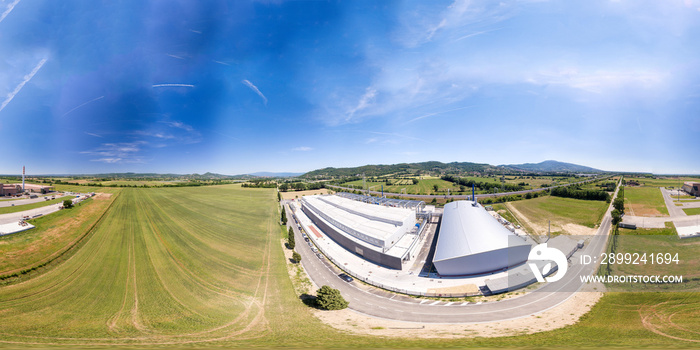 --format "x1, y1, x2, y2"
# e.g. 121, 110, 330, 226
0, 185, 698, 348
0, 195, 70, 215
624, 186, 669, 217
506, 196, 608, 235
626, 176, 700, 188
341, 177, 461, 195
0, 194, 116, 281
